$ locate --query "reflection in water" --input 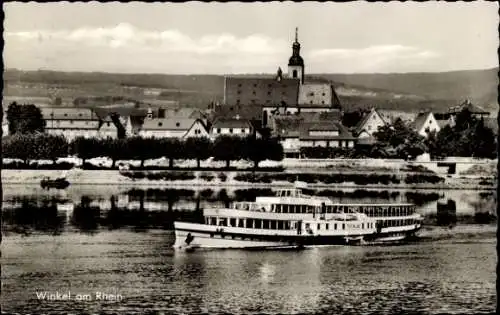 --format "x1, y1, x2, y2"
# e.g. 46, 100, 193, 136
2, 187, 496, 234
2, 198, 66, 235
